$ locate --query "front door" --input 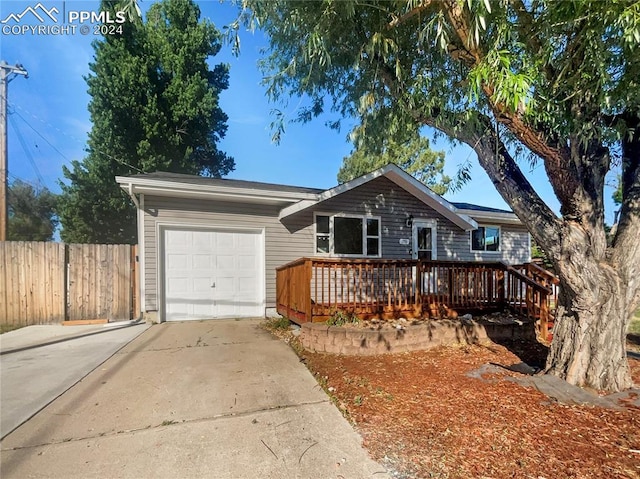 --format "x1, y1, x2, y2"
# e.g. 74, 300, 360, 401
412, 221, 436, 260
